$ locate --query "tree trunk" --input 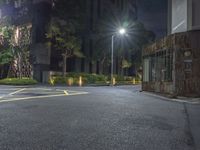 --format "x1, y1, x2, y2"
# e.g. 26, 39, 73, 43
18, 53, 22, 79
99, 62, 103, 74
119, 57, 123, 76
62, 55, 67, 77
0, 67, 3, 79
